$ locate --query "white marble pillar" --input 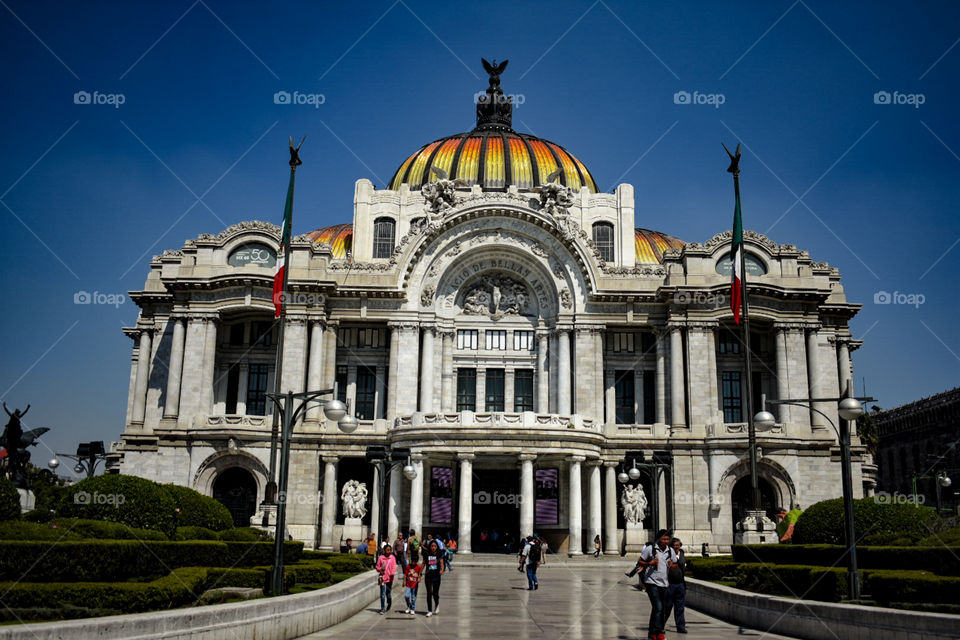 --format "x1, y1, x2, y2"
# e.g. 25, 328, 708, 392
388, 464, 402, 539
587, 461, 602, 555
370, 465, 381, 541
669, 326, 685, 428
476, 369, 486, 412
306, 320, 325, 421
346, 365, 357, 415
163, 318, 185, 419
807, 328, 825, 431
132, 328, 153, 425
656, 330, 666, 424
375, 365, 387, 420
201, 318, 218, 414
603, 462, 618, 554
419, 327, 435, 412
235, 363, 248, 415
319, 457, 337, 551
537, 332, 549, 412
567, 455, 584, 556
505, 368, 515, 412
837, 339, 852, 396
409, 455, 424, 537
634, 370, 644, 424
775, 327, 790, 423
387, 324, 400, 420
604, 370, 616, 425
440, 330, 455, 411
557, 329, 571, 415
519, 454, 535, 539
323, 323, 338, 392
457, 454, 474, 553
706, 327, 719, 421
